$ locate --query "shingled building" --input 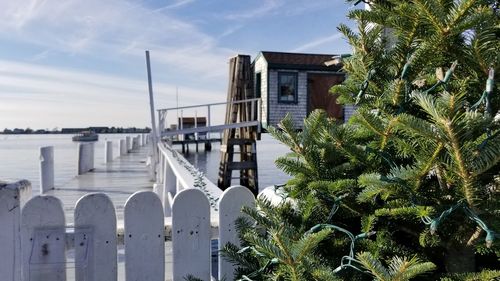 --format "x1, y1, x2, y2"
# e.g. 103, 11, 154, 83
253, 51, 346, 129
